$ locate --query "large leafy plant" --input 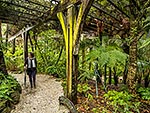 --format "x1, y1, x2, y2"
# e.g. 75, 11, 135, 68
87, 45, 128, 69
